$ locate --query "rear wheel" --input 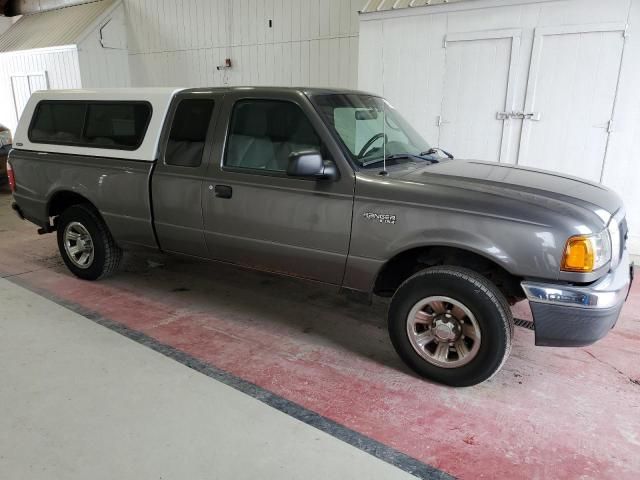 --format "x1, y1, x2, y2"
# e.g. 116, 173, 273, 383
56, 204, 122, 280
388, 266, 513, 387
